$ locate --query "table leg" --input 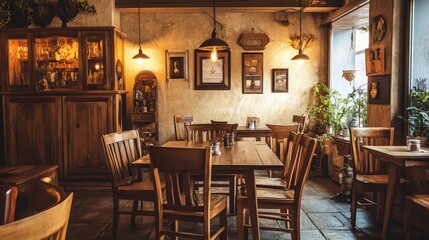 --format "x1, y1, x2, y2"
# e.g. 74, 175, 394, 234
382, 164, 400, 240
243, 170, 260, 240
